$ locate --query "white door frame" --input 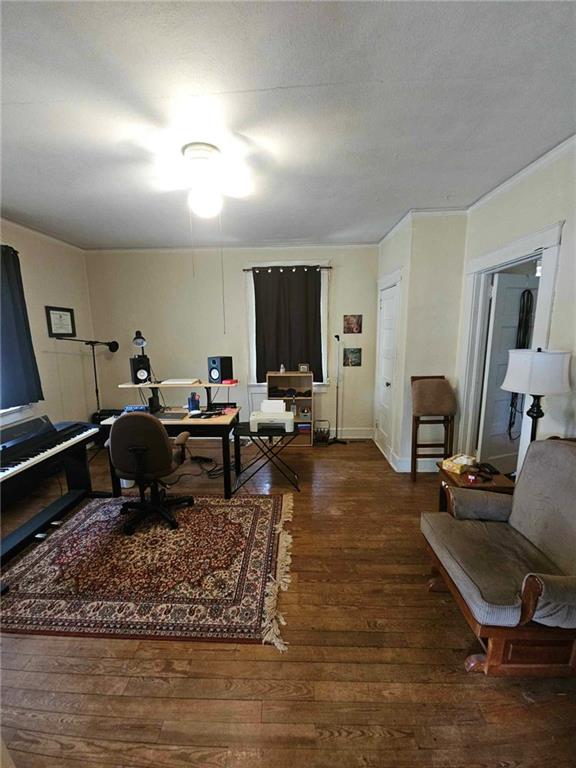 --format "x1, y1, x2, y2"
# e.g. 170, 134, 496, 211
457, 221, 564, 458
374, 268, 403, 458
